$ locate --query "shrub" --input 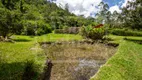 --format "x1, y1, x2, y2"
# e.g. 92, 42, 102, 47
22, 60, 39, 80
24, 21, 36, 35
110, 29, 142, 36
22, 20, 52, 35
80, 25, 105, 40
37, 21, 52, 35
